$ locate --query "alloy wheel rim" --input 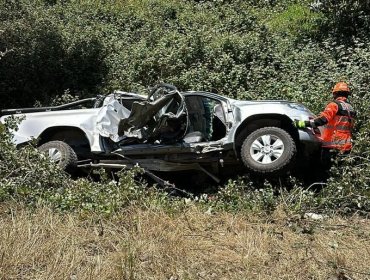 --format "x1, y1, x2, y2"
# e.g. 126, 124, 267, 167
249, 134, 285, 164
47, 148, 62, 163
